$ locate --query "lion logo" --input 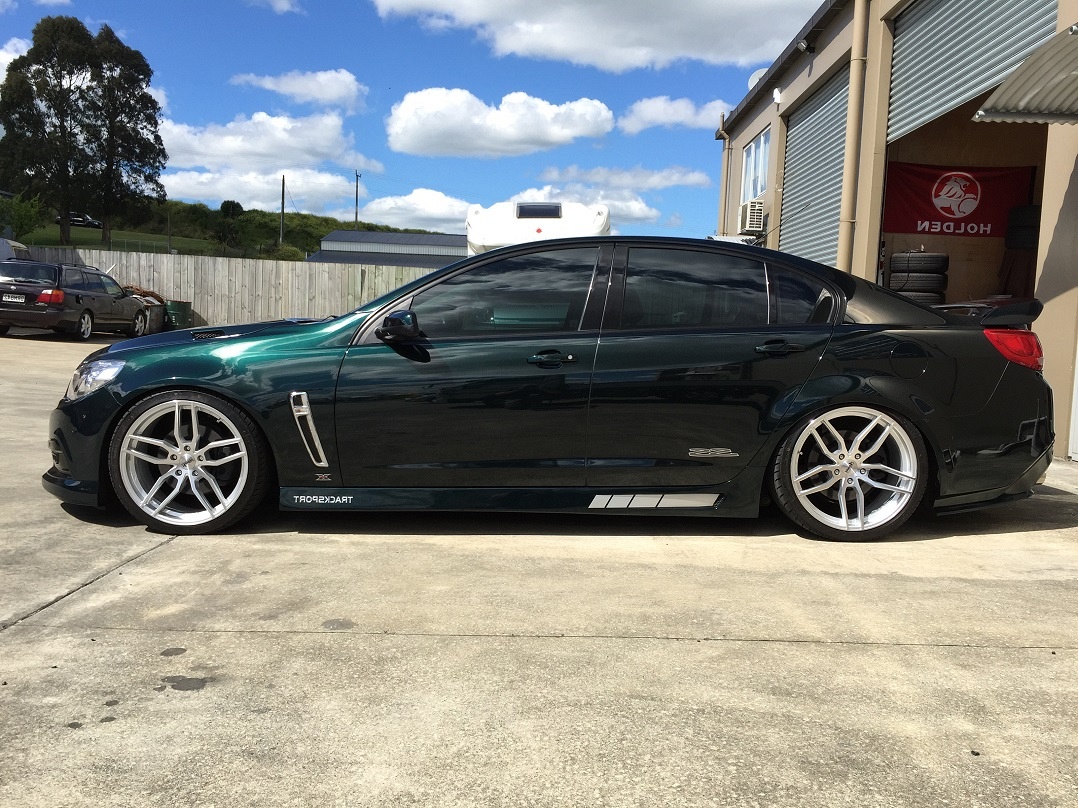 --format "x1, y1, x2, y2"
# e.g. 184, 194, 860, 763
932, 171, 981, 219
